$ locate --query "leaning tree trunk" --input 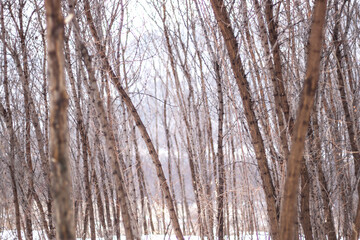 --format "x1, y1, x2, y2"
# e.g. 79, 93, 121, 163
45, 0, 75, 239
82, 1, 184, 238
279, 0, 327, 239
209, 0, 279, 238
